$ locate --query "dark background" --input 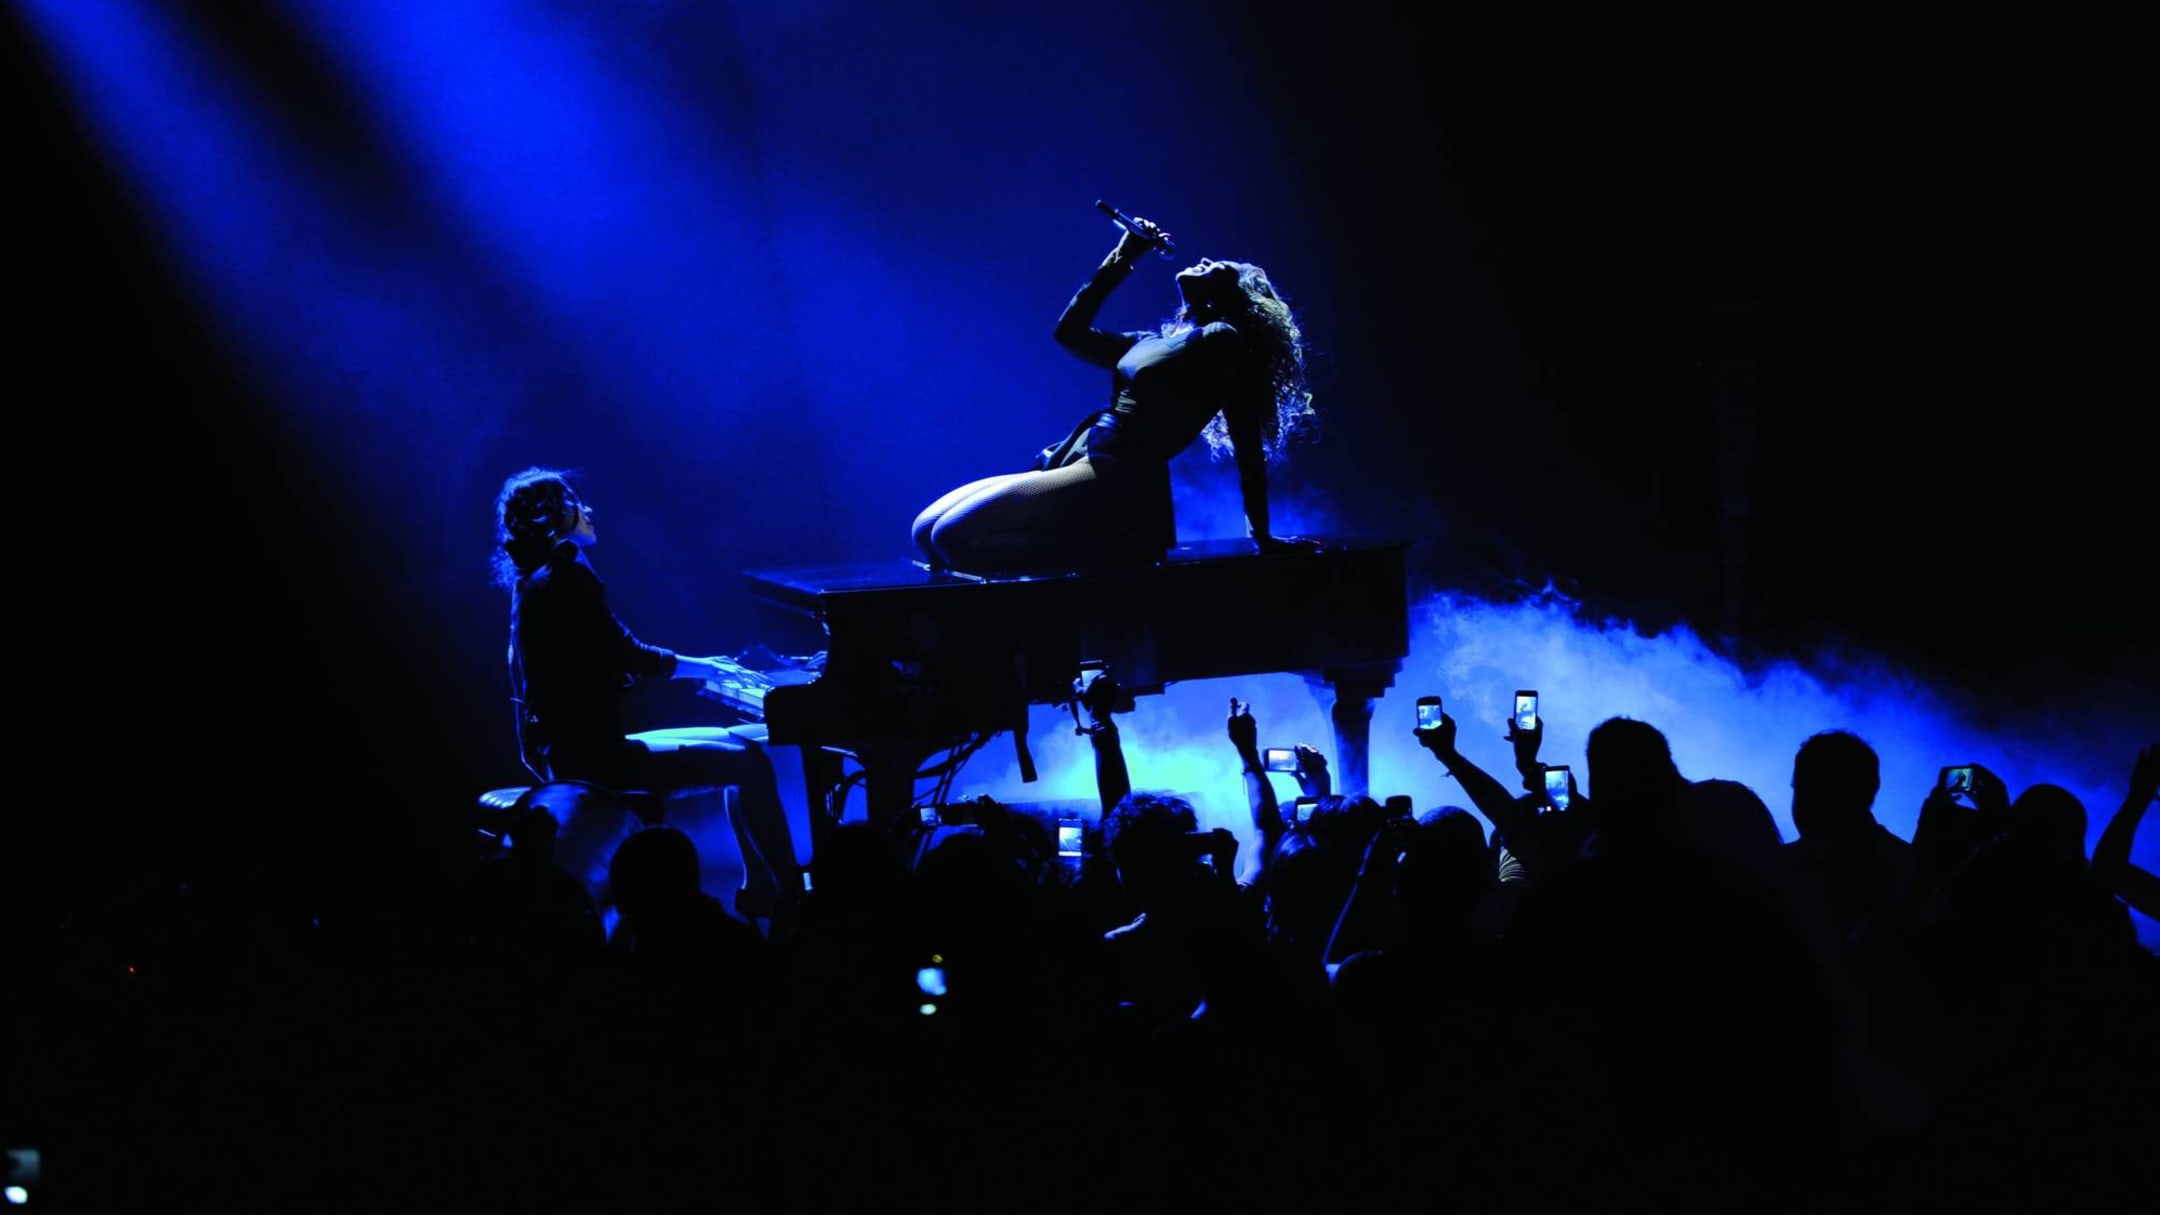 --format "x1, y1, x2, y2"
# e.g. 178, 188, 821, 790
6, 1, 2149, 912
